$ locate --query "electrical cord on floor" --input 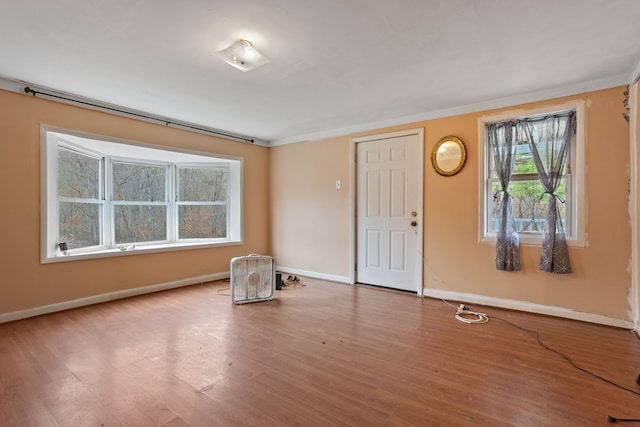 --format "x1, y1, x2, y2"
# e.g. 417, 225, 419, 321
491, 314, 640, 399
441, 299, 640, 402
216, 281, 231, 296
215, 276, 303, 296
442, 299, 489, 324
